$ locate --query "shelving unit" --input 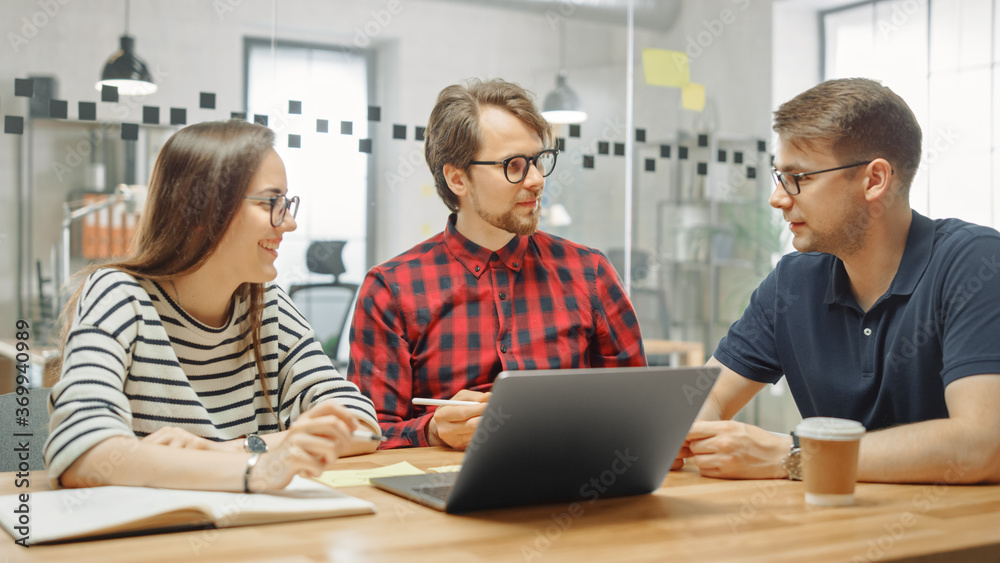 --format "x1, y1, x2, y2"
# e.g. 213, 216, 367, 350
633, 131, 776, 358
